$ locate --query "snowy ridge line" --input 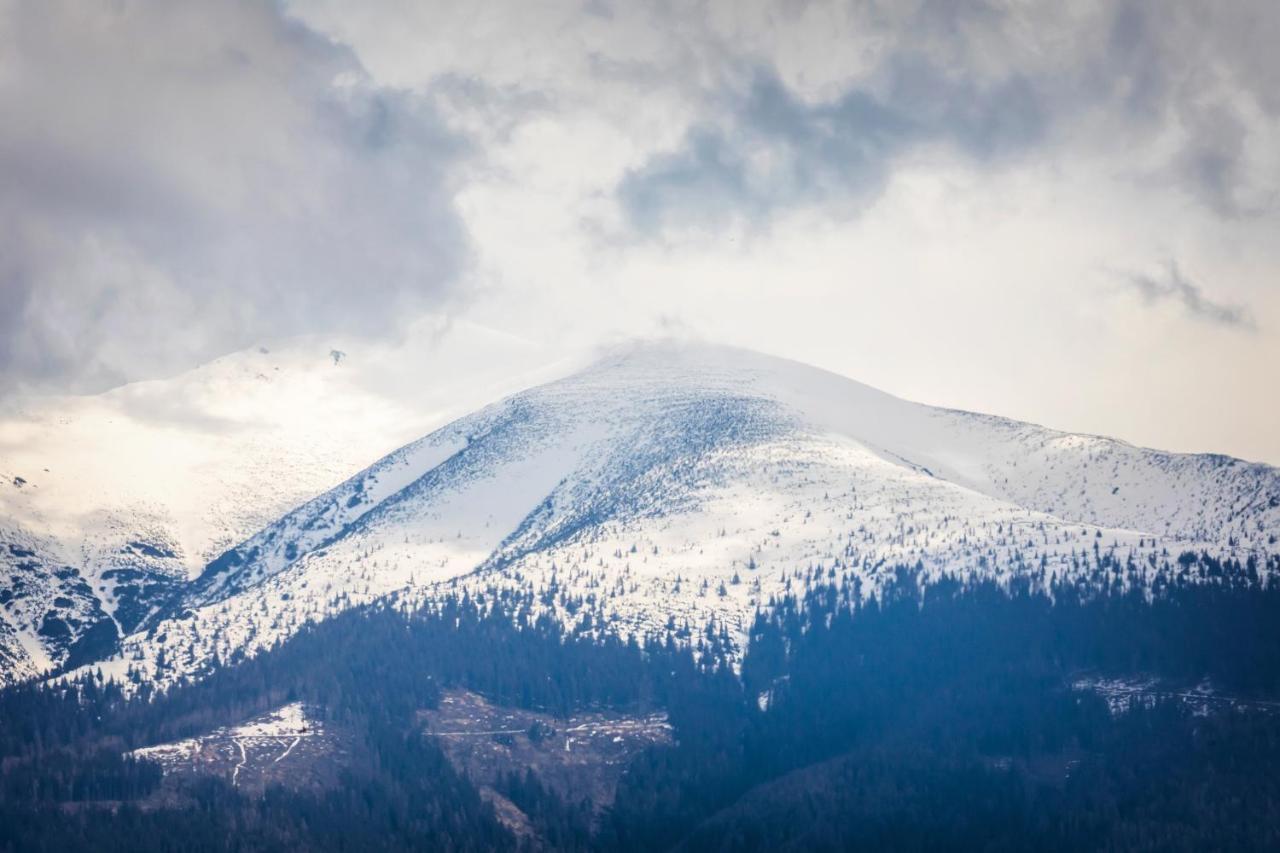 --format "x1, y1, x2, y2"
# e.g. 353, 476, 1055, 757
0, 319, 572, 686
19, 341, 1280, 694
